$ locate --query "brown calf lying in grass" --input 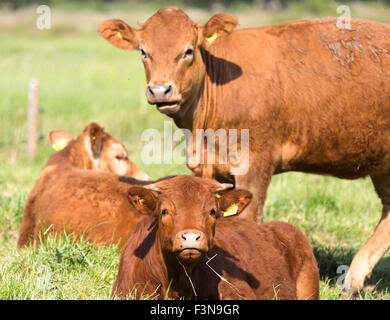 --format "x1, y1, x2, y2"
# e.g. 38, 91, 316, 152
17, 123, 149, 249
112, 175, 319, 300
